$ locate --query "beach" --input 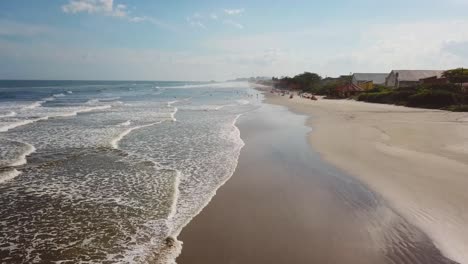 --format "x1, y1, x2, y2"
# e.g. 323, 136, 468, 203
177, 91, 464, 264
266, 92, 468, 263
